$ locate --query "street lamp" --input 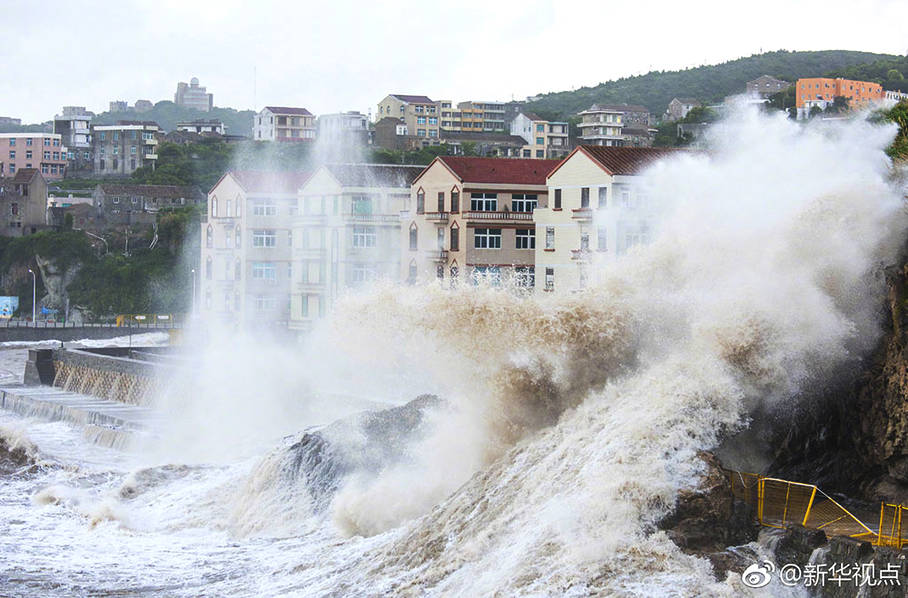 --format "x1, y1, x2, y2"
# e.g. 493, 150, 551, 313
190, 268, 196, 316
26, 268, 36, 326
